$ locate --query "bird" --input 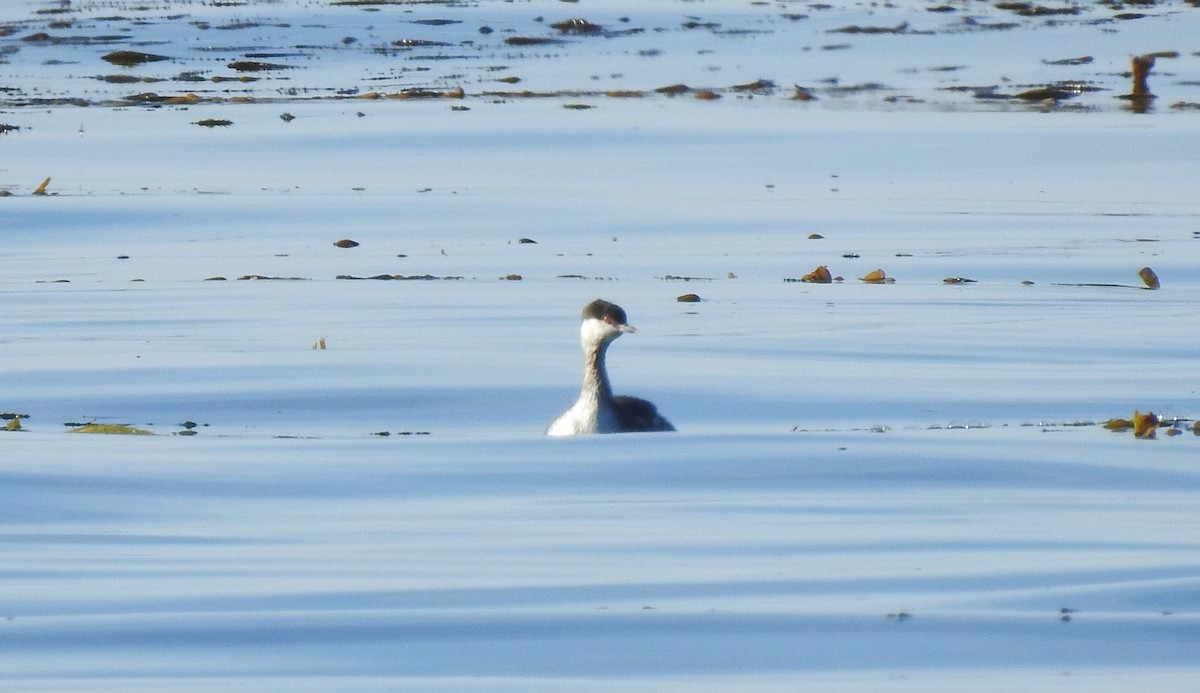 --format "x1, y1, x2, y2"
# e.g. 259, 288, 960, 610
547, 299, 675, 436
